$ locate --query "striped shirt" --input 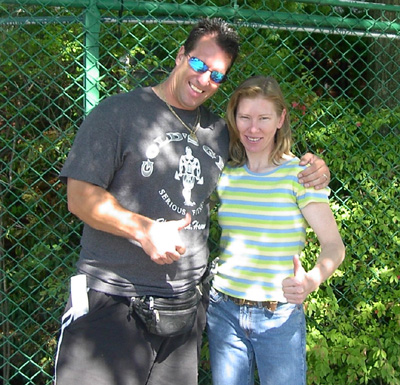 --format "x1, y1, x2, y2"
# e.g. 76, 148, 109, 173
213, 156, 330, 302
